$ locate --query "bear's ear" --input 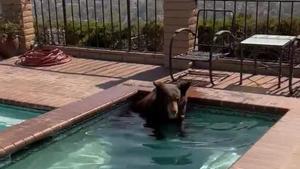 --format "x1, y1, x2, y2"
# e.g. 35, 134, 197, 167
177, 81, 191, 96
153, 81, 164, 88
